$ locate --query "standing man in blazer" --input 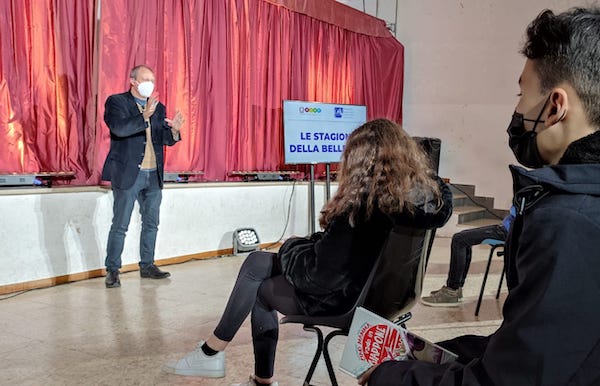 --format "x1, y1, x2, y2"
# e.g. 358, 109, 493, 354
102, 64, 184, 288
